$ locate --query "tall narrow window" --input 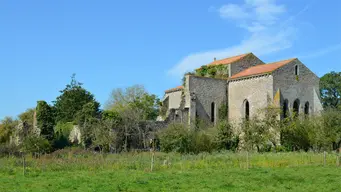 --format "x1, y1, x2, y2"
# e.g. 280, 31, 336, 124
245, 100, 250, 121
295, 65, 299, 75
211, 102, 215, 123
282, 99, 288, 119
304, 102, 309, 115
293, 99, 300, 117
